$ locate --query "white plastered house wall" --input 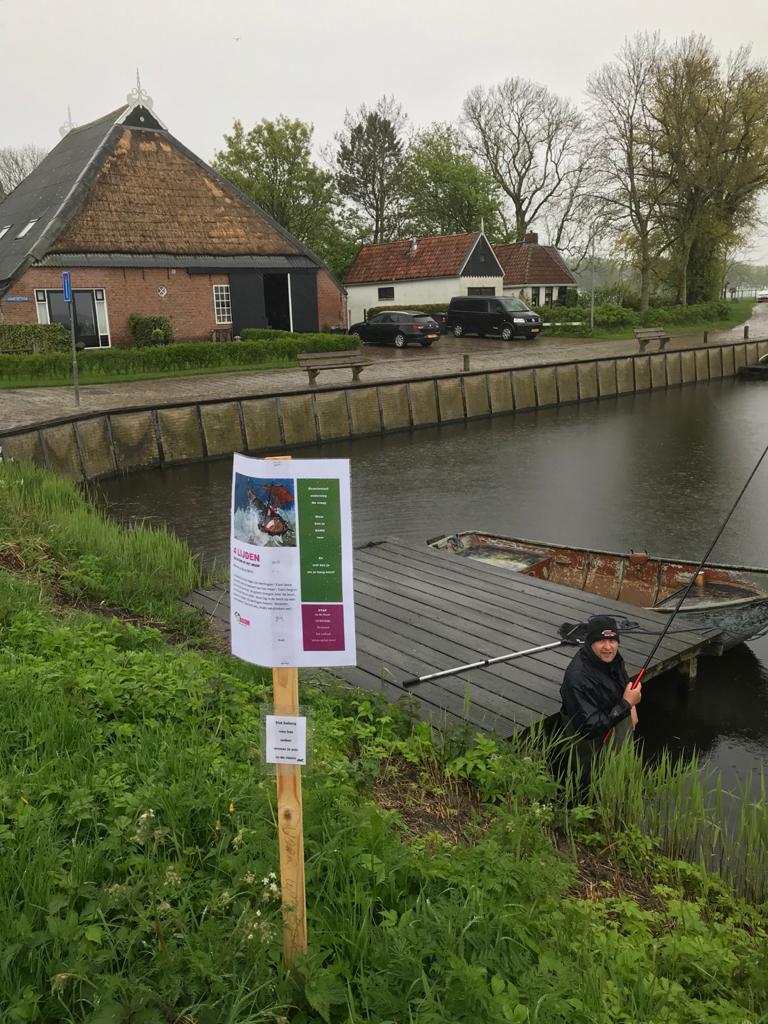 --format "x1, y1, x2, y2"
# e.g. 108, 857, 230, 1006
346, 274, 503, 326
503, 283, 574, 305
